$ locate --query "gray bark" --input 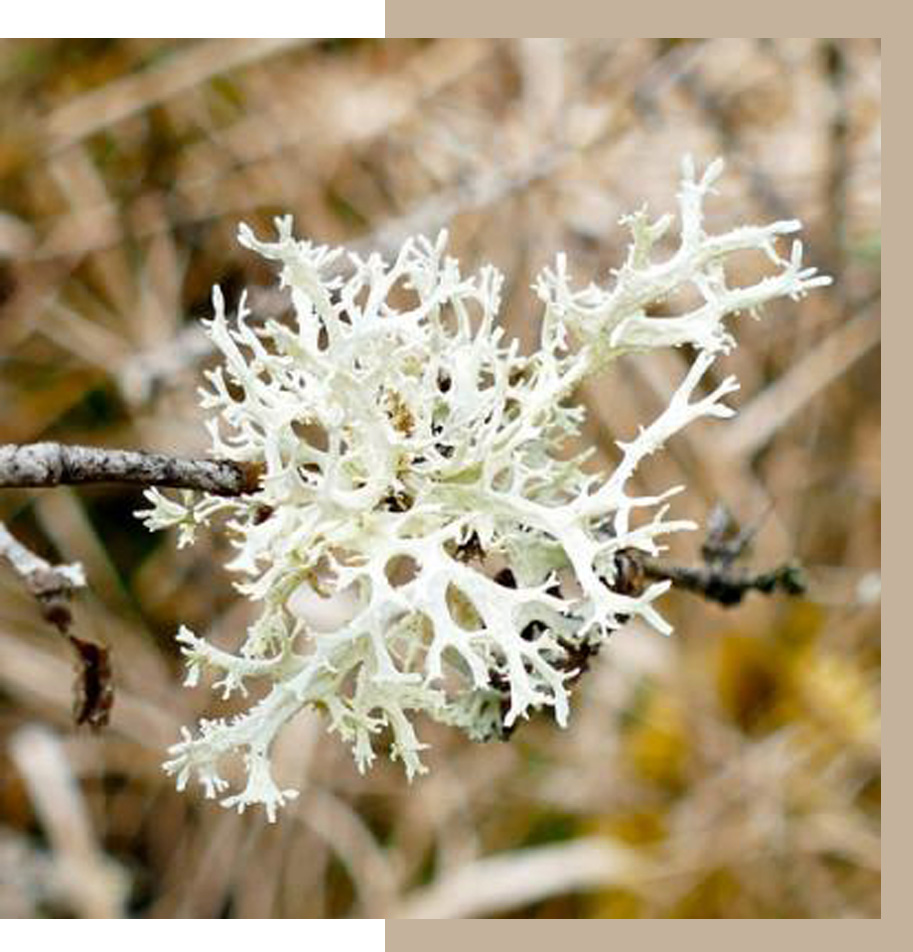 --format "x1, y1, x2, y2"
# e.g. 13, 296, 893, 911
0, 442, 260, 496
